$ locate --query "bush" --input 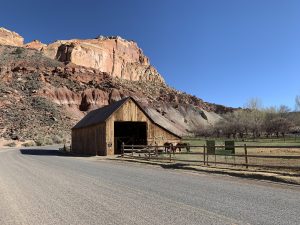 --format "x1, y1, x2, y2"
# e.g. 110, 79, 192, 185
22, 141, 35, 147
35, 139, 43, 146
51, 135, 63, 144
44, 138, 53, 146
35, 137, 53, 146
12, 47, 24, 55
5, 142, 16, 147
